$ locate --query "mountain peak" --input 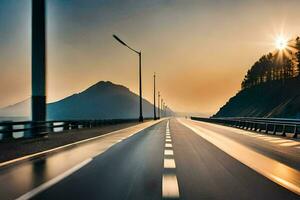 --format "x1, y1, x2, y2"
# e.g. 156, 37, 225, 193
95, 81, 114, 86
86, 81, 129, 92
0, 80, 155, 120
47, 80, 154, 120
